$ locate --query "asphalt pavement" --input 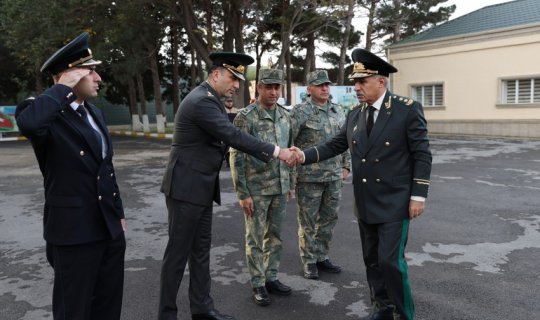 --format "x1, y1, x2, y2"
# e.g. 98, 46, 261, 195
1, 136, 539, 320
